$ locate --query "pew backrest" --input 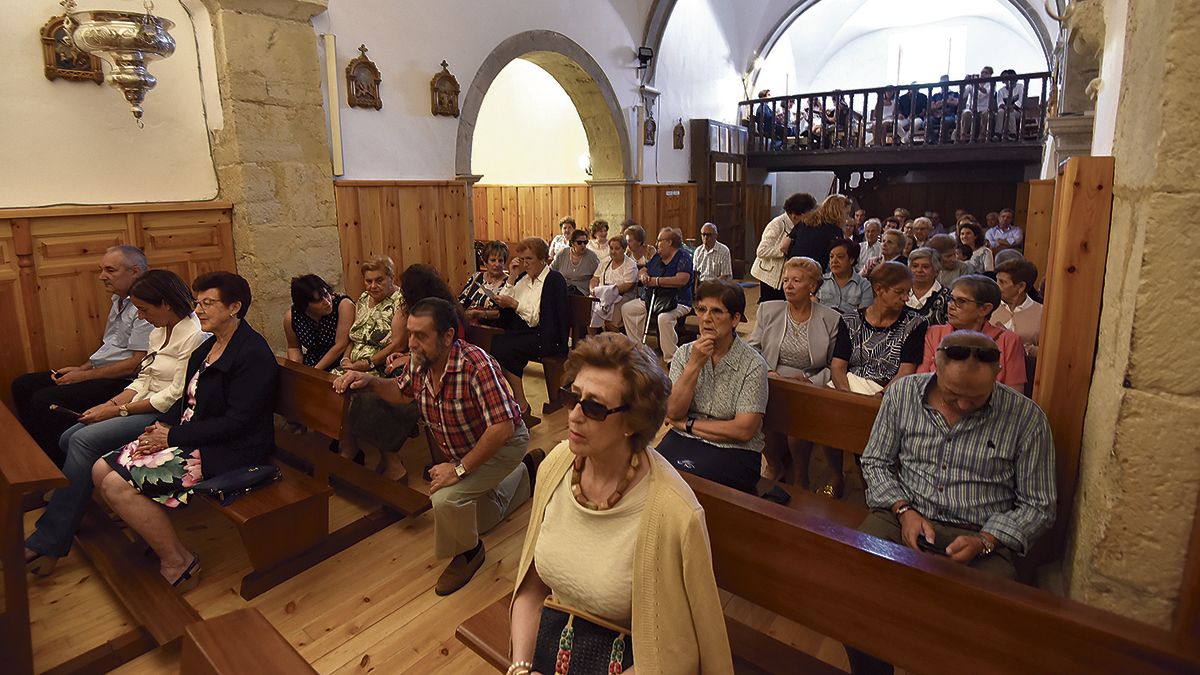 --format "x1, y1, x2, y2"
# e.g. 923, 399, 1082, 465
763, 374, 881, 454
686, 474, 1200, 675
275, 357, 348, 438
